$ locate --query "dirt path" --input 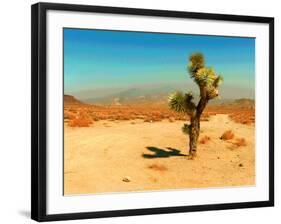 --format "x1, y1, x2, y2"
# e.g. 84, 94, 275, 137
64, 114, 255, 195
